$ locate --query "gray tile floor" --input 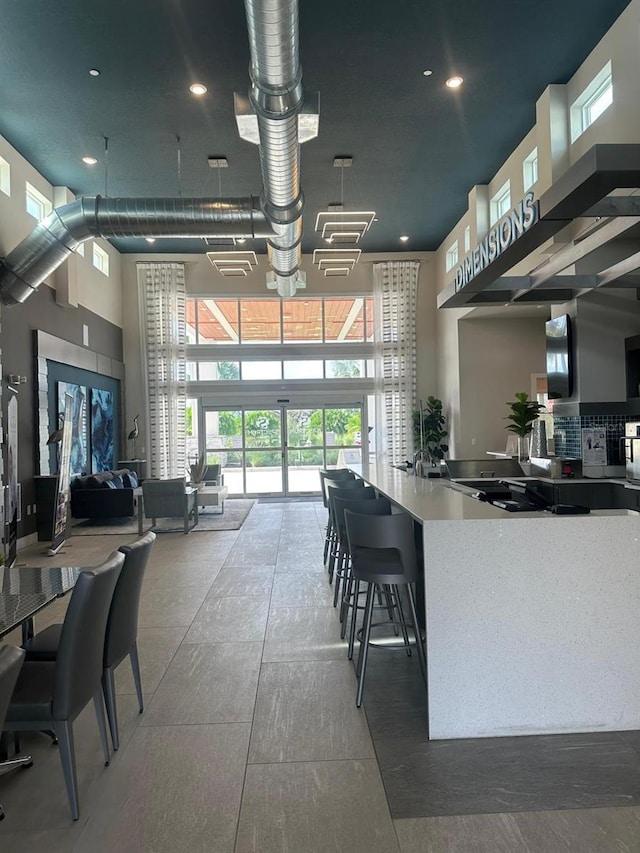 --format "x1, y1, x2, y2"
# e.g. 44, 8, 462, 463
1, 500, 640, 851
